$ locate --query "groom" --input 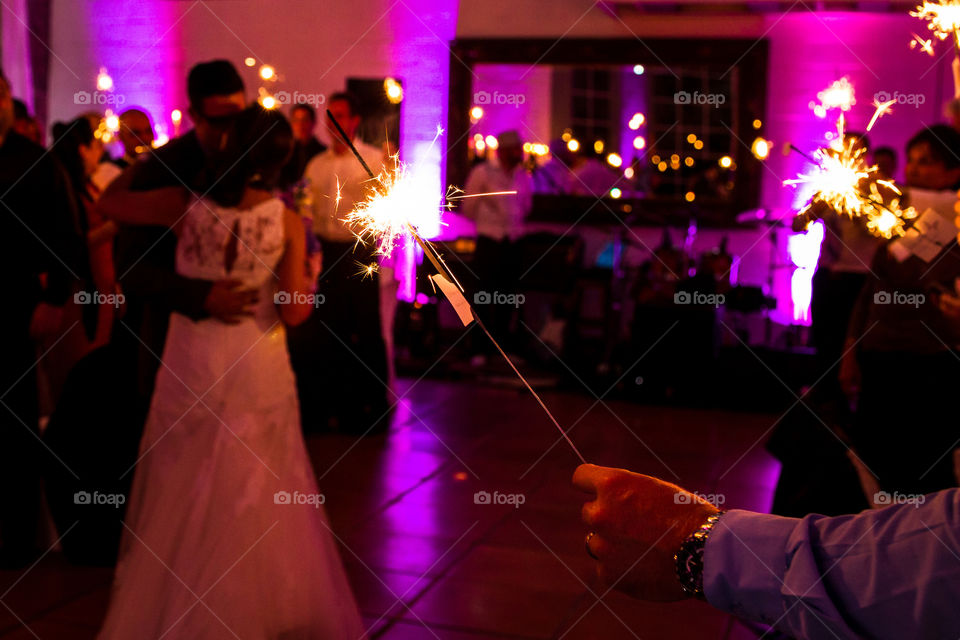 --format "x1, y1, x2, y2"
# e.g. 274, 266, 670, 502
106, 60, 258, 402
